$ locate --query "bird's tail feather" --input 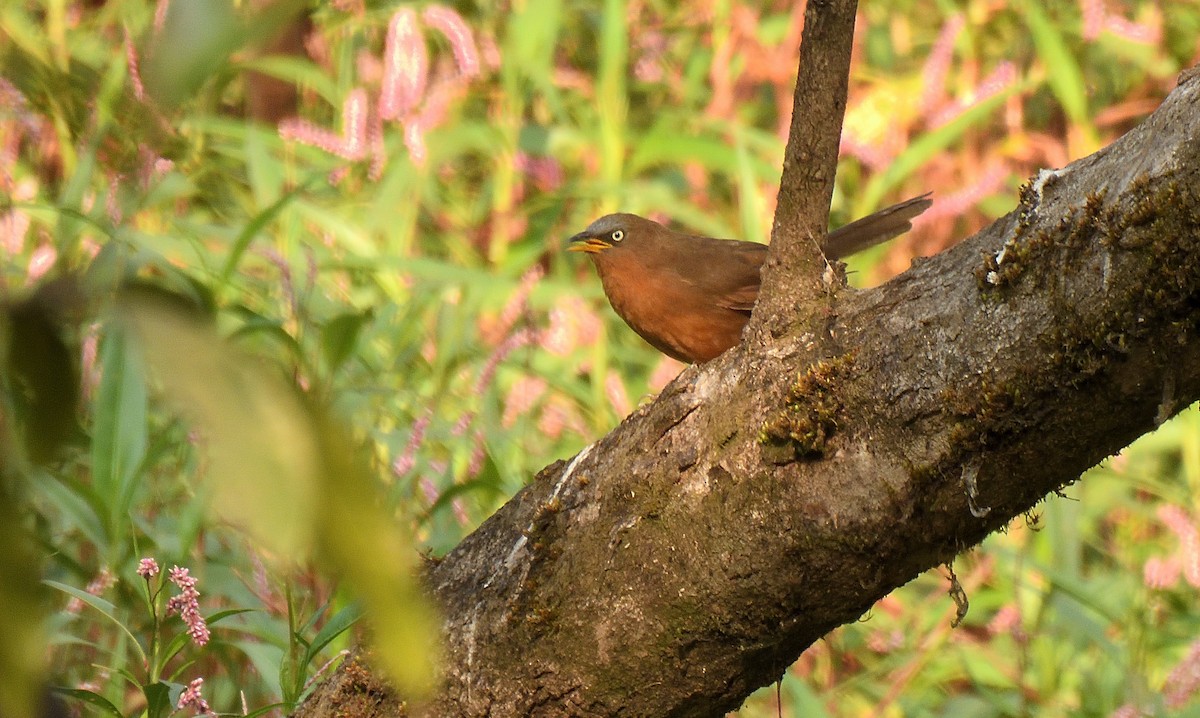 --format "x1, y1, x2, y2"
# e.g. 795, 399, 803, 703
821, 193, 933, 260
